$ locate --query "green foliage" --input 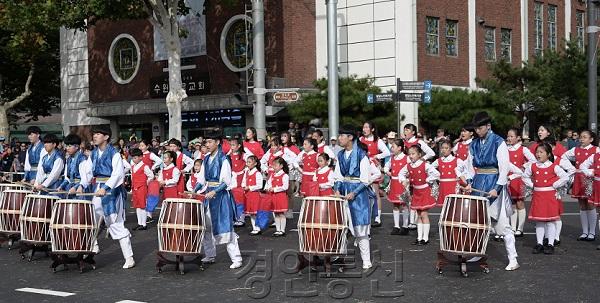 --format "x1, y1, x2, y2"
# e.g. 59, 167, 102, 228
288, 76, 399, 135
